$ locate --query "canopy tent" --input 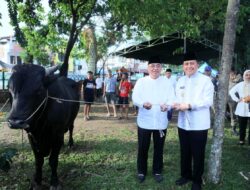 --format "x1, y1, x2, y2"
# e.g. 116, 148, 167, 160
112, 33, 222, 65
